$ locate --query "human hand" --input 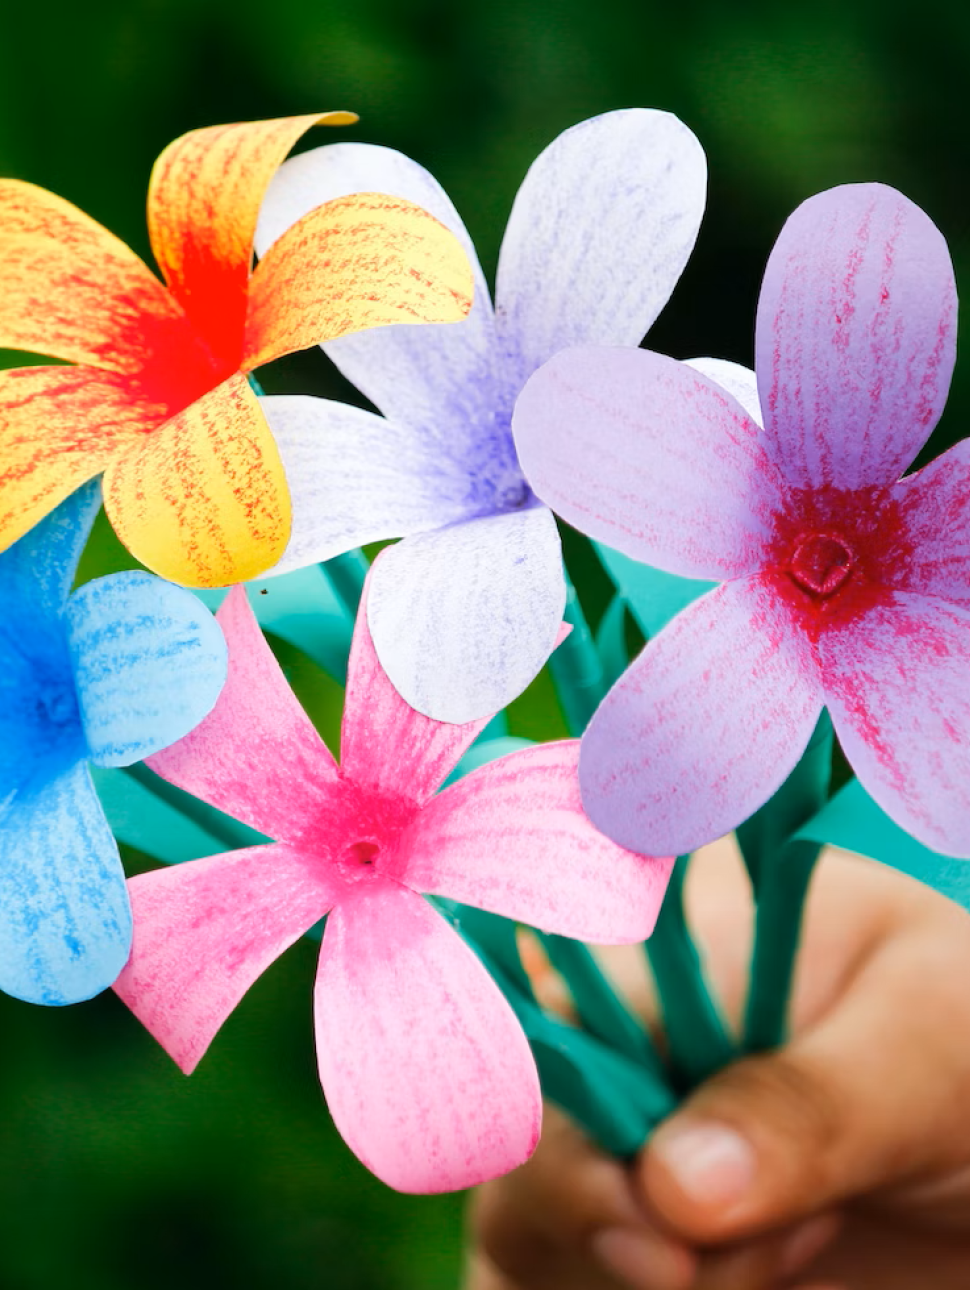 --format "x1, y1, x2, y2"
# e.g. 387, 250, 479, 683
464, 839, 970, 1289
